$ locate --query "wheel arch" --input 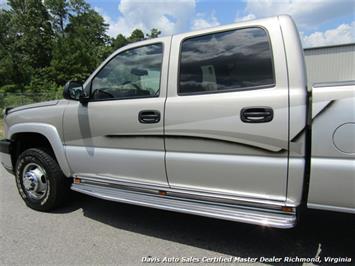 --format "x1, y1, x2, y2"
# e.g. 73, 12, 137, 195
8, 123, 71, 177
